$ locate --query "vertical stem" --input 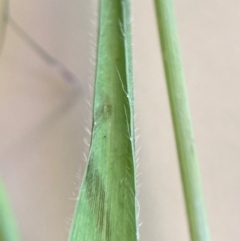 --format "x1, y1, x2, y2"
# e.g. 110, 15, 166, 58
154, 1, 211, 241
0, 180, 20, 241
